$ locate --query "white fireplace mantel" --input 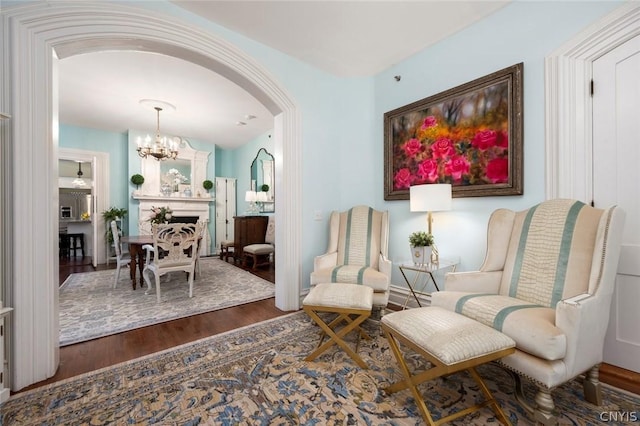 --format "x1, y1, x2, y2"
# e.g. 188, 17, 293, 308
133, 194, 214, 255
